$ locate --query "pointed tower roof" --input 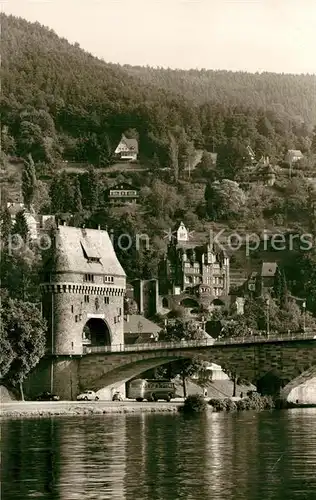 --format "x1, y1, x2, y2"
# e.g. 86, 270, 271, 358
173, 221, 189, 244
